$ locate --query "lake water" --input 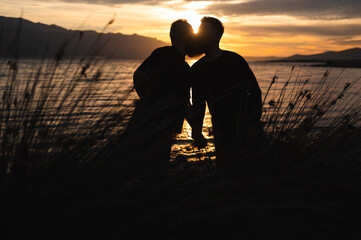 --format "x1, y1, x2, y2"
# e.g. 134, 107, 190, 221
1, 58, 360, 161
